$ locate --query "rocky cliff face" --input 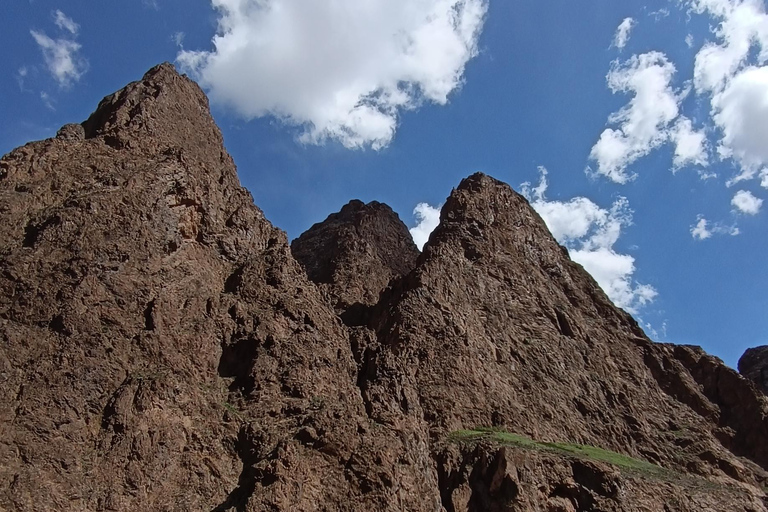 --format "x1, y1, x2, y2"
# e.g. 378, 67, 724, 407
1, 63, 767, 512
740, 346, 768, 395
291, 199, 419, 316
